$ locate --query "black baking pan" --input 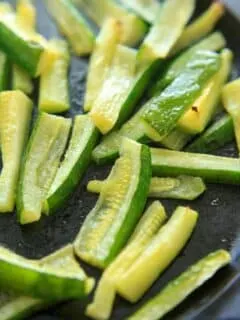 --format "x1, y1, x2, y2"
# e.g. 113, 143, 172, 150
1, 0, 240, 319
